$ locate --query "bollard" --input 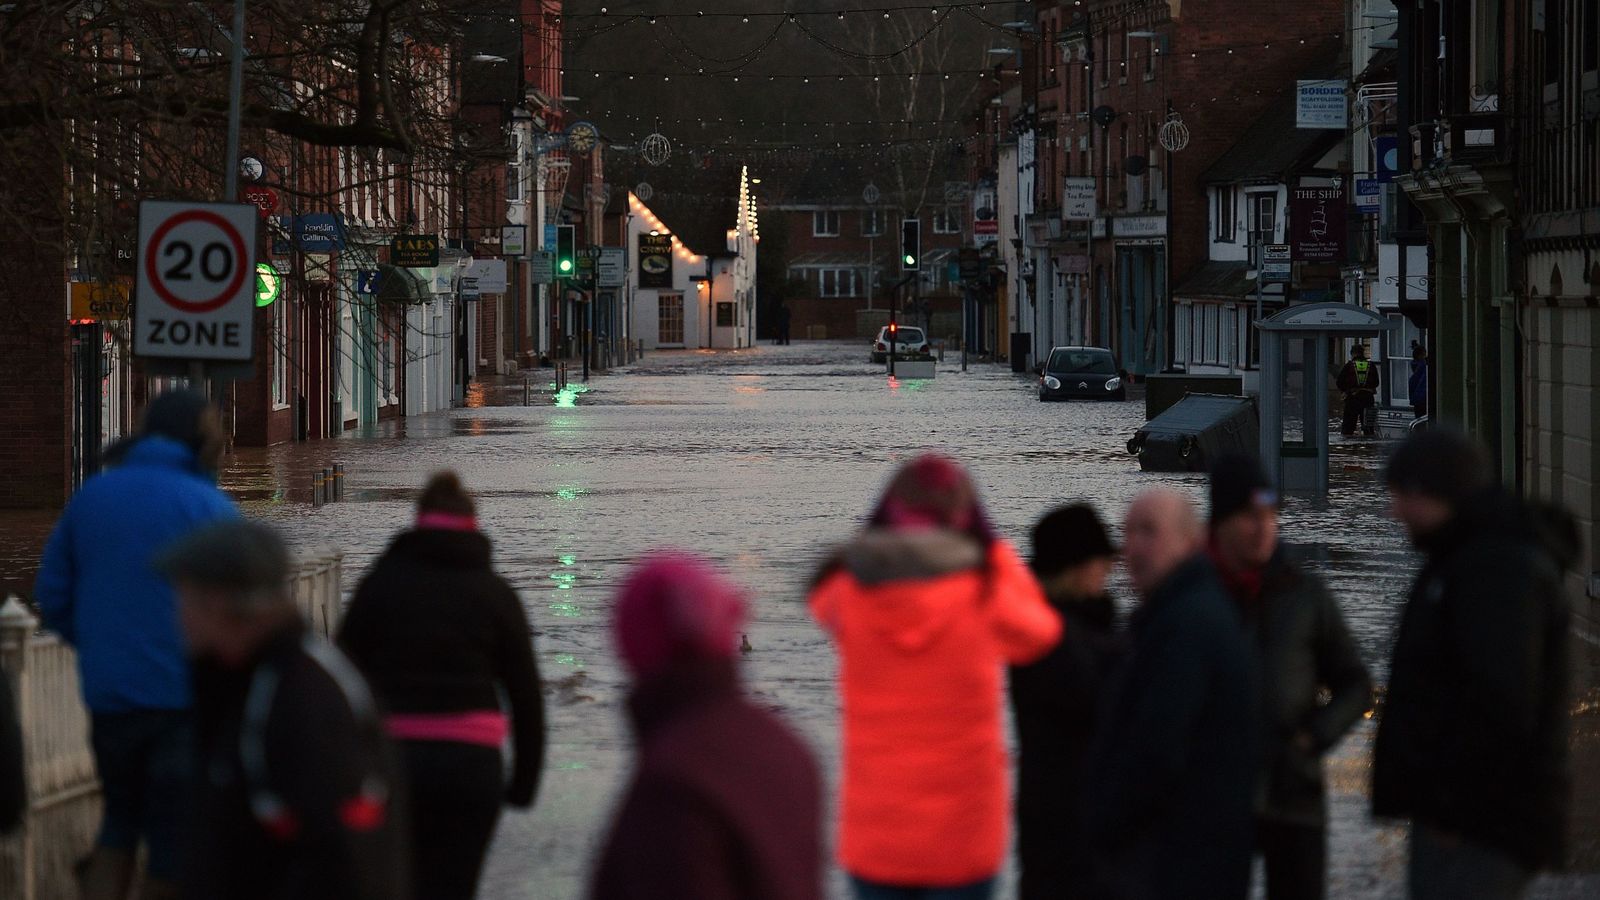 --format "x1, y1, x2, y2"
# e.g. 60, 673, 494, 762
312, 469, 325, 507
523, 377, 531, 406
332, 463, 344, 501
321, 468, 332, 505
